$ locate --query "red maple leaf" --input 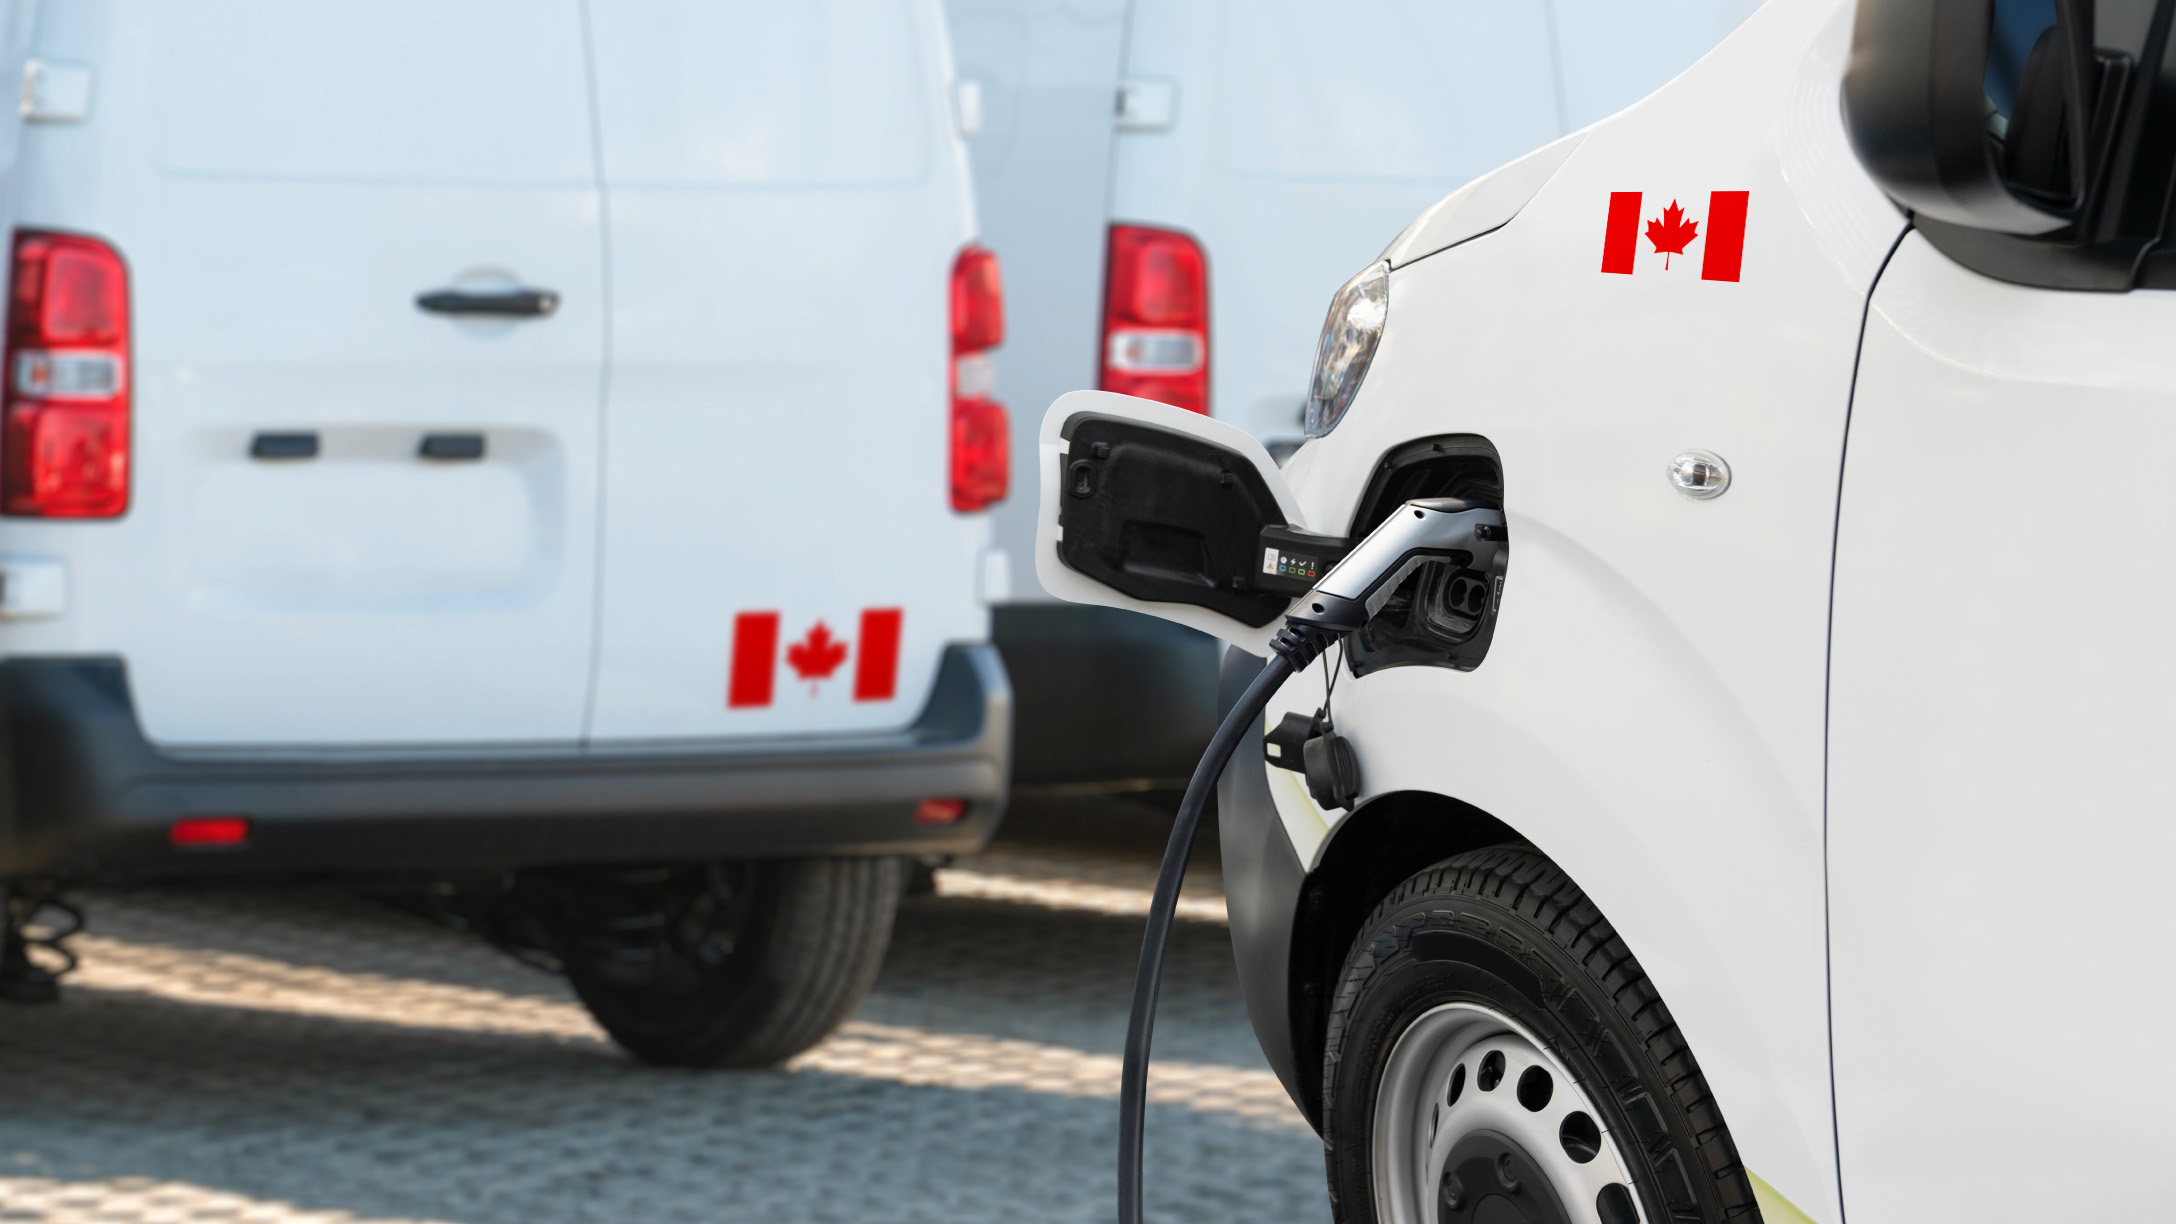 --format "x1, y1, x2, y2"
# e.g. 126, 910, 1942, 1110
784, 621, 849, 693
1645, 199, 1700, 269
